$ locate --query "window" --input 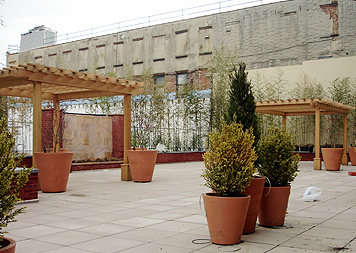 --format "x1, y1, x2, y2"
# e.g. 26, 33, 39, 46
176, 73, 187, 95
154, 75, 165, 92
